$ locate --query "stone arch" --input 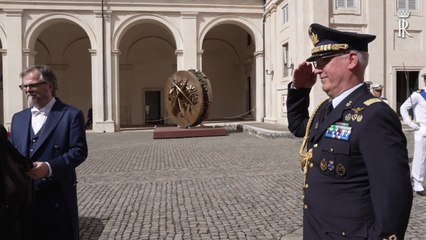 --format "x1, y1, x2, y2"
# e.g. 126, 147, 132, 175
23, 12, 96, 50
199, 15, 262, 52
112, 13, 183, 51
